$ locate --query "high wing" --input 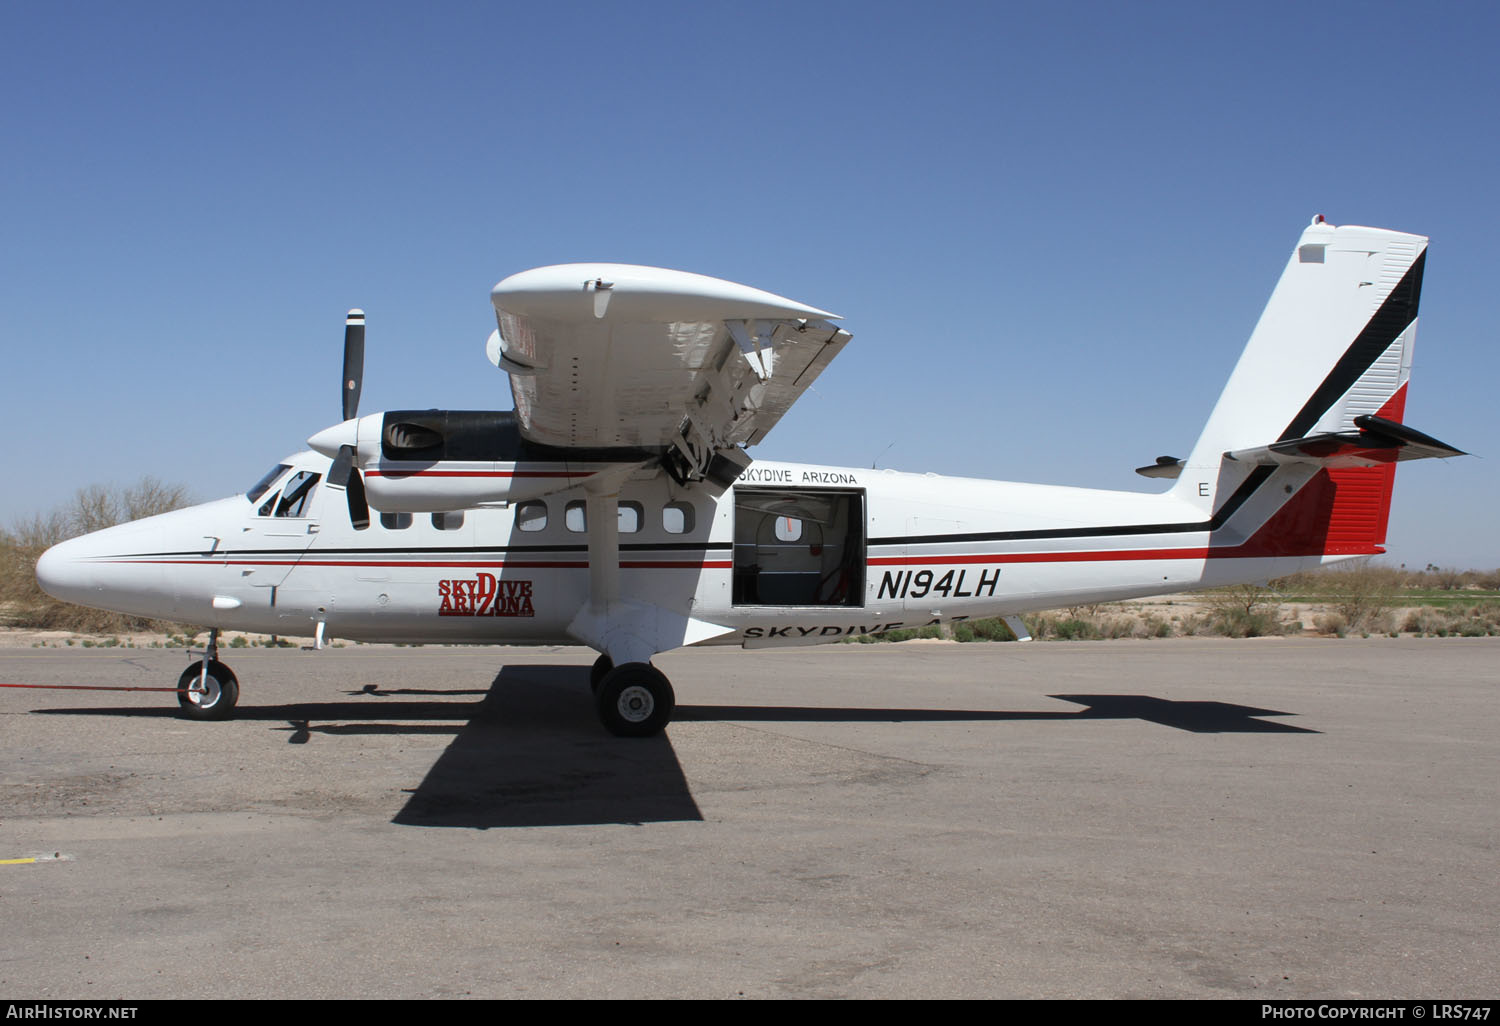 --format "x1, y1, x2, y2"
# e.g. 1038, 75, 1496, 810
488, 264, 851, 480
